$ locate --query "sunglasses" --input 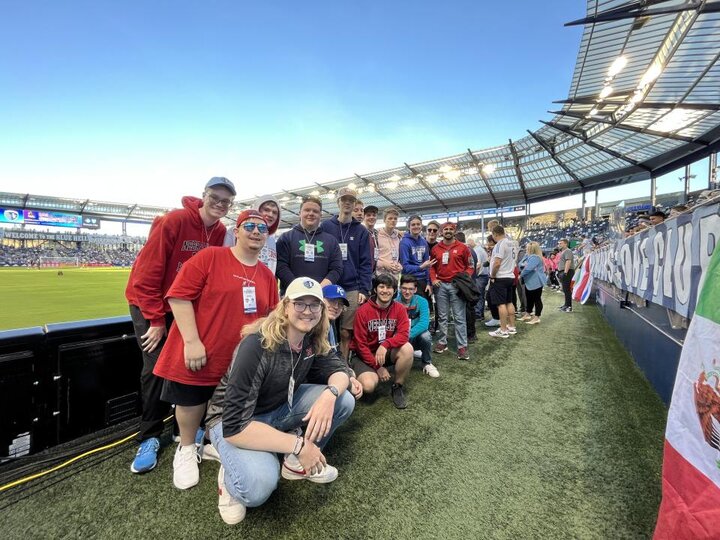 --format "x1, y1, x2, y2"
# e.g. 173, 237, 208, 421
240, 222, 269, 234
426, 228, 438, 233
